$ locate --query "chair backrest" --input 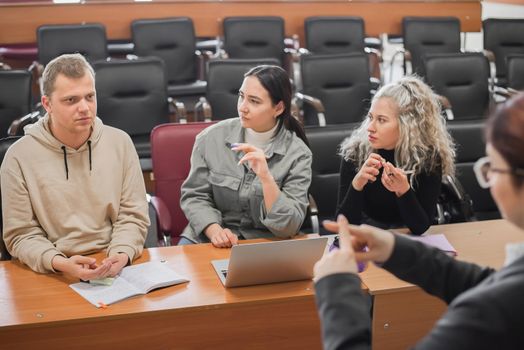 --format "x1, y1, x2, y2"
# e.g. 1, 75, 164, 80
304, 16, 366, 54
223, 16, 285, 66
424, 52, 490, 121
507, 54, 524, 91
0, 70, 32, 136
151, 122, 216, 241
402, 16, 461, 77
93, 57, 169, 161
300, 53, 372, 125
37, 23, 108, 66
94, 57, 169, 136
0, 136, 22, 260
206, 58, 280, 120
305, 124, 355, 222
132, 17, 198, 85
447, 121, 500, 220
483, 18, 524, 83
